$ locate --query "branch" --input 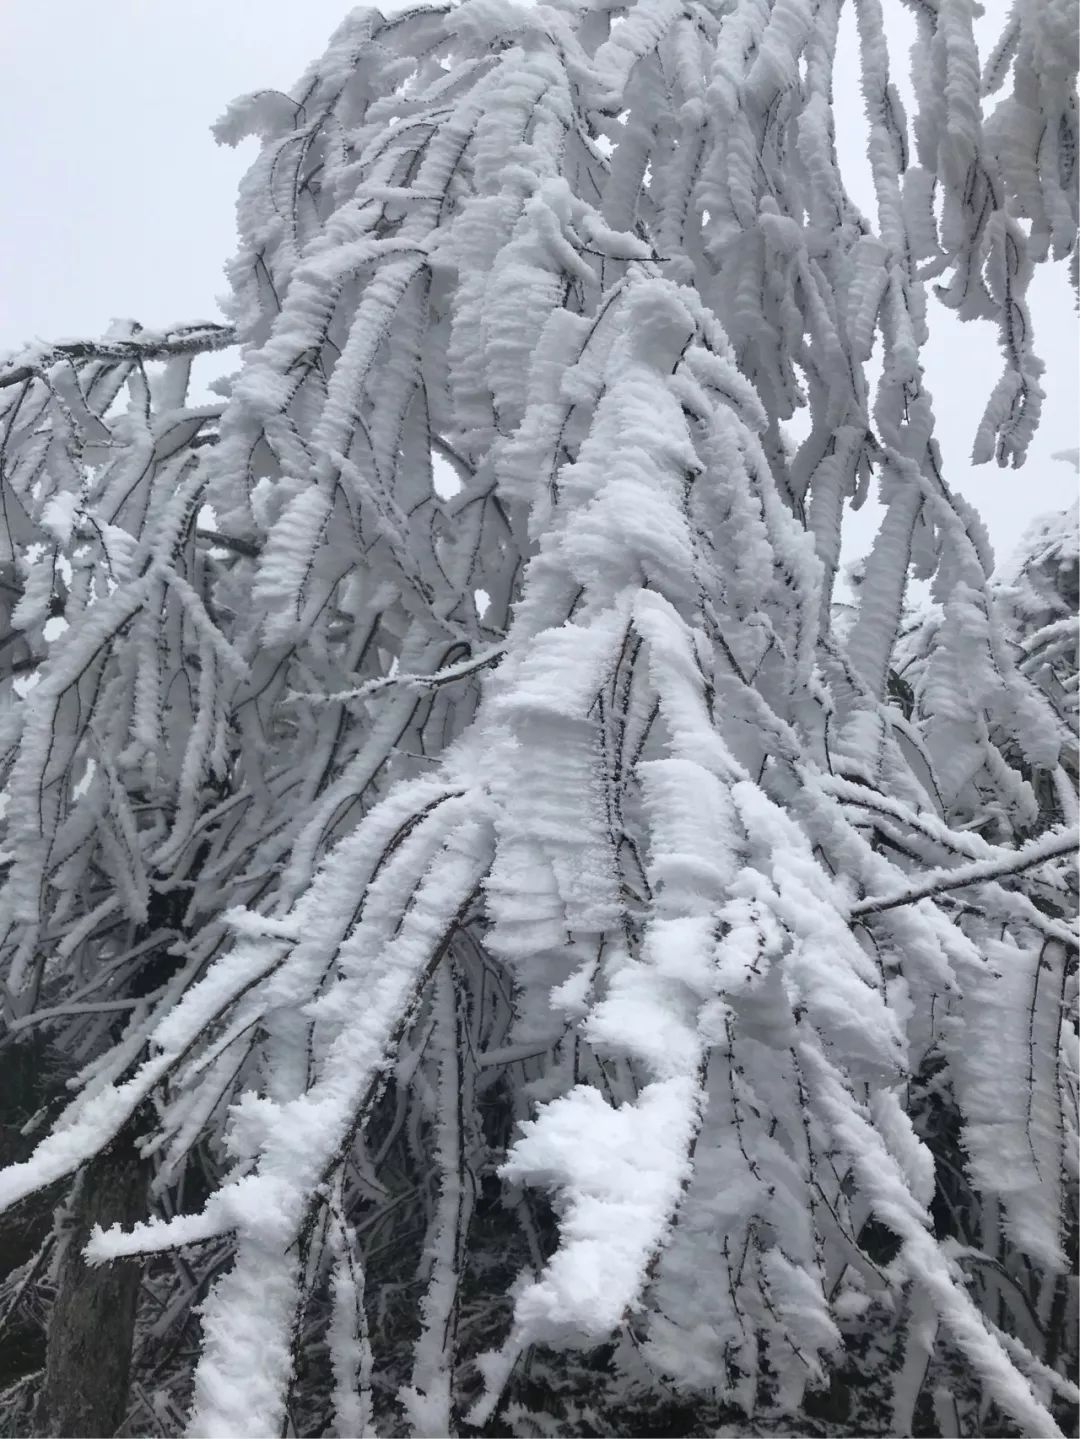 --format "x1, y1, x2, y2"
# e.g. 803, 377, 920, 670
0, 323, 237, 391
196, 528, 261, 559
296, 643, 507, 705
430, 433, 475, 484
0, 649, 45, 683
851, 827, 1079, 919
